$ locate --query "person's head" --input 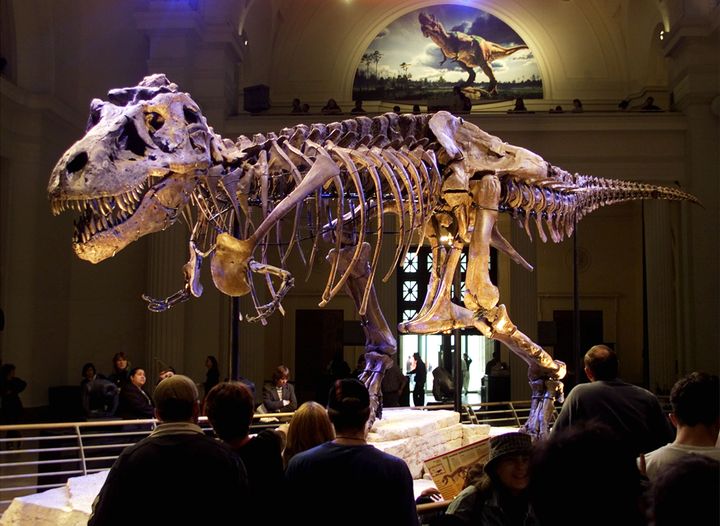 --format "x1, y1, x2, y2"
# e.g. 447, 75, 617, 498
129, 367, 146, 388
573, 98, 582, 107
326, 98, 337, 108
583, 344, 618, 381
112, 352, 128, 371
272, 365, 290, 386
392, 105, 401, 113
205, 381, 254, 443
514, 97, 525, 109
205, 355, 218, 370
618, 99, 630, 110
301, 103, 309, 112
650, 454, 719, 526
1, 363, 15, 380
412, 104, 421, 114
158, 366, 175, 383
82, 363, 96, 380
413, 352, 422, 364
326, 378, 370, 433
492, 349, 500, 360
284, 401, 335, 466
530, 421, 643, 526
292, 97, 300, 107
153, 374, 199, 423
353, 99, 363, 108
484, 432, 533, 495
669, 372, 719, 428
645, 96, 655, 105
